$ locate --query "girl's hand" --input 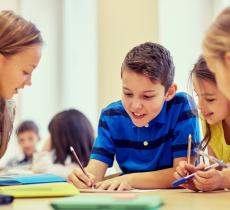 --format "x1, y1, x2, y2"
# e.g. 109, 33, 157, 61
68, 168, 96, 189
174, 161, 204, 191
193, 168, 223, 192
95, 177, 132, 191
